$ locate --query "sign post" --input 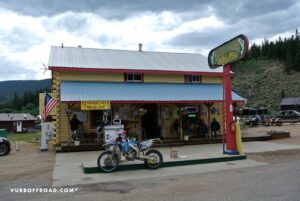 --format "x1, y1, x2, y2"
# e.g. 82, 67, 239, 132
208, 34, 249, 154
223, 63, 235, 152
